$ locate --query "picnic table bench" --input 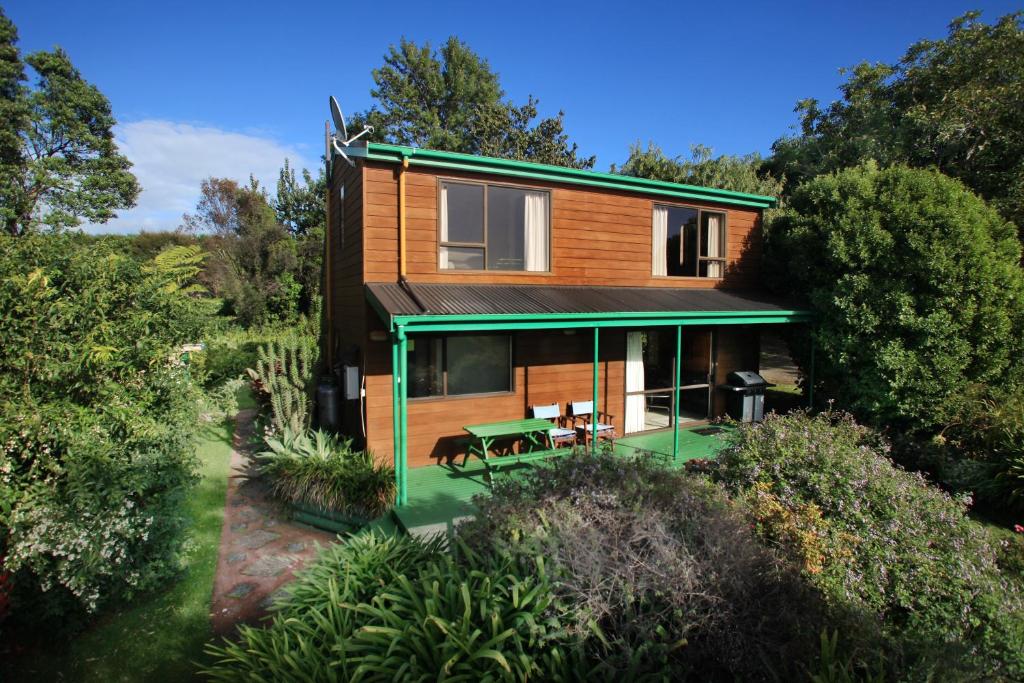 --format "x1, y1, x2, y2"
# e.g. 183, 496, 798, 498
462, 418, 565, 480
